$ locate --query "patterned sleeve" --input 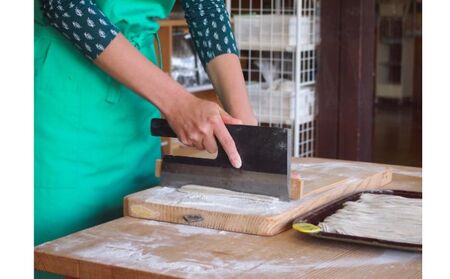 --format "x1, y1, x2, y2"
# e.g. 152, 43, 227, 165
181, 0, 239, 69
41, 0, 119, 61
